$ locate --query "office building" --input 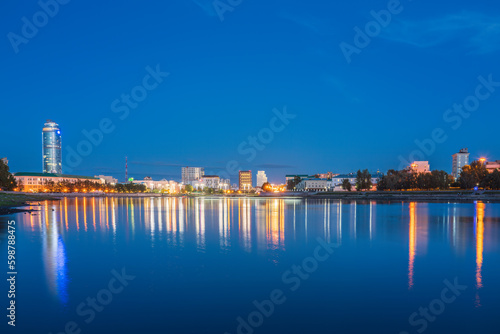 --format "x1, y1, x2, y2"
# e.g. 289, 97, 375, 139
409, 161, 430, 174
181, 167, 204, 184
295, 179, 328, 192
256, 171, 267, 188
133, 177, 181, 193
485, 160, 500, 173
14, 172, 102, 192
95, 175, 118, 185
201, 175, 220, 189
239, 171, 252, 191
452, 148, 470, 179
42, 120, 62, 174
330, 172, 384, 191
317, 172, 337, 179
